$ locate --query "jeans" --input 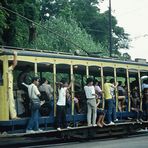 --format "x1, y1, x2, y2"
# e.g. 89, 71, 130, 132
26, 108, 39, 131
56, 105, 67, 128
105, 99, 116, 123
